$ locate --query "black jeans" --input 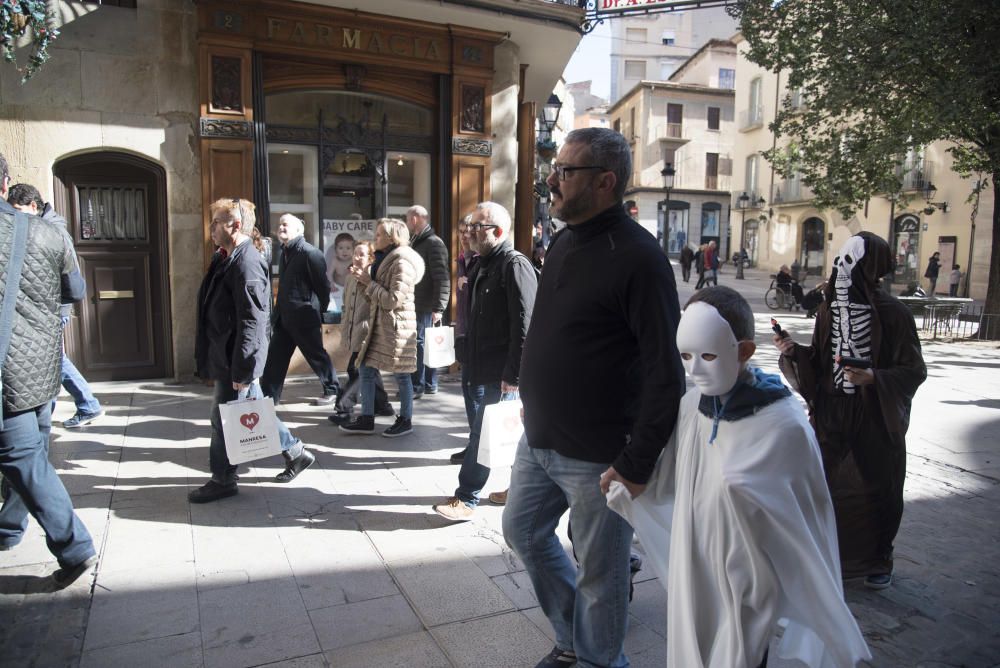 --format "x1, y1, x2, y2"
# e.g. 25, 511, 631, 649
261, 318, 339, 403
